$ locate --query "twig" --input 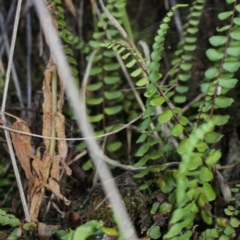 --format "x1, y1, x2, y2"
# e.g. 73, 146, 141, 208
26, 7, 32, 108
0, 112, 142, 141
0, 0, 17, 58
0, 0, 30, 222
0, 13, 24, 108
